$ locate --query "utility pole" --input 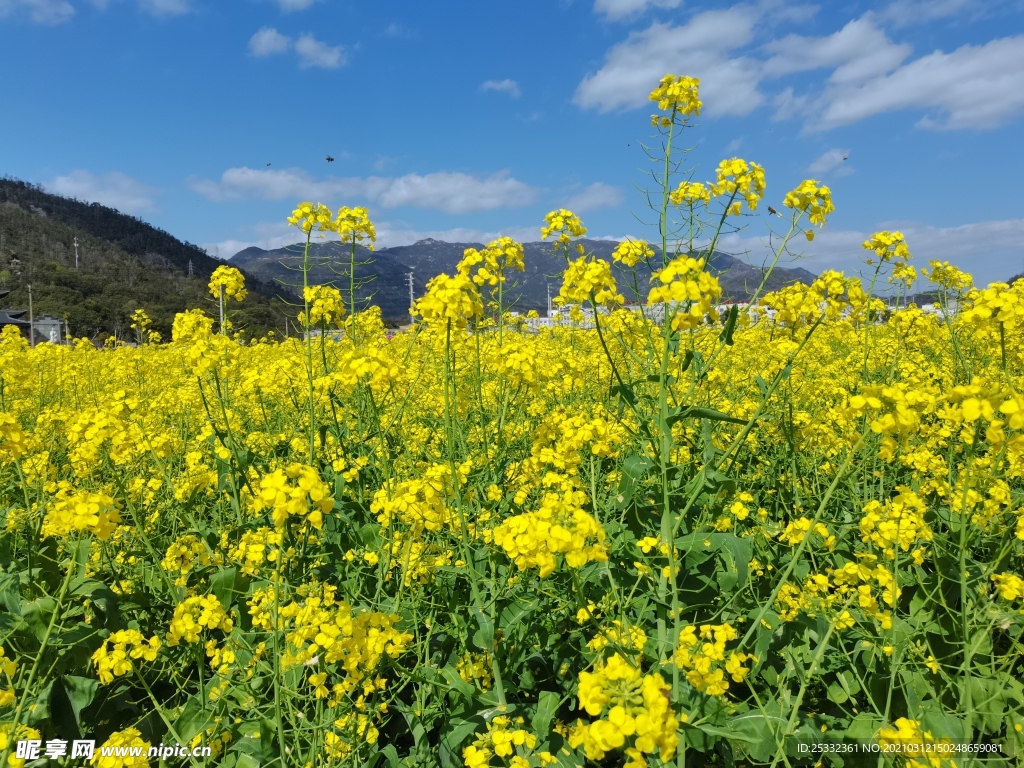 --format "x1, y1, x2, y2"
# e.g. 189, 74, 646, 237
74, 236, 79, 269
27, 284, 34, 348
546, 283, 552, 317
187, 260, 194, 277
407, 271, 415, 313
